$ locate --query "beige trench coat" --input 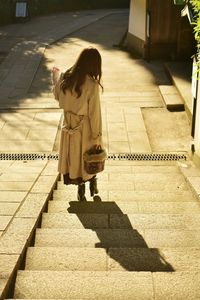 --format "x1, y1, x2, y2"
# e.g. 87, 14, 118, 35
53, 75, 103, 182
